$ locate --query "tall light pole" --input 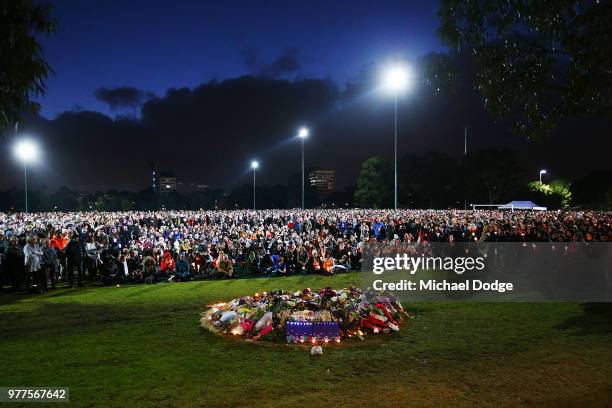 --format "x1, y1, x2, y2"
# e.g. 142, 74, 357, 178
298, 127, 309, 209
383, 65, 410, 210
13, 139, 39, 213
251, 160, 259, 210
539, 169, 547, 184
464, 125, 470, 210
464, 125, 471, 157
